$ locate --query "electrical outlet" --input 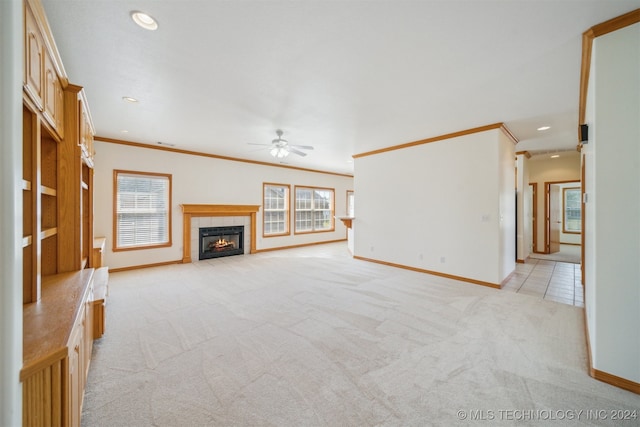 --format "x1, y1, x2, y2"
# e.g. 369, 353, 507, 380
440, 256, 446, 263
